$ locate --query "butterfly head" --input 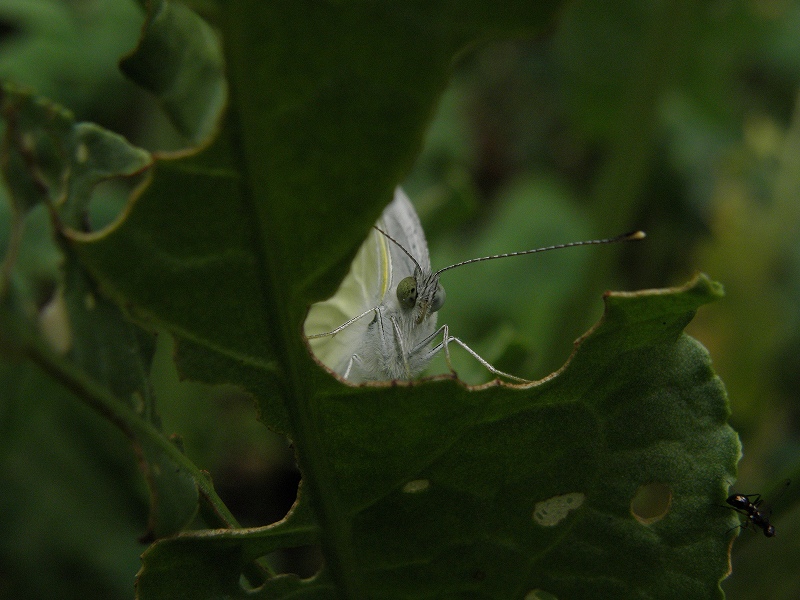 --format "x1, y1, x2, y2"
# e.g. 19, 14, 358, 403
397, 269, 445, 325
